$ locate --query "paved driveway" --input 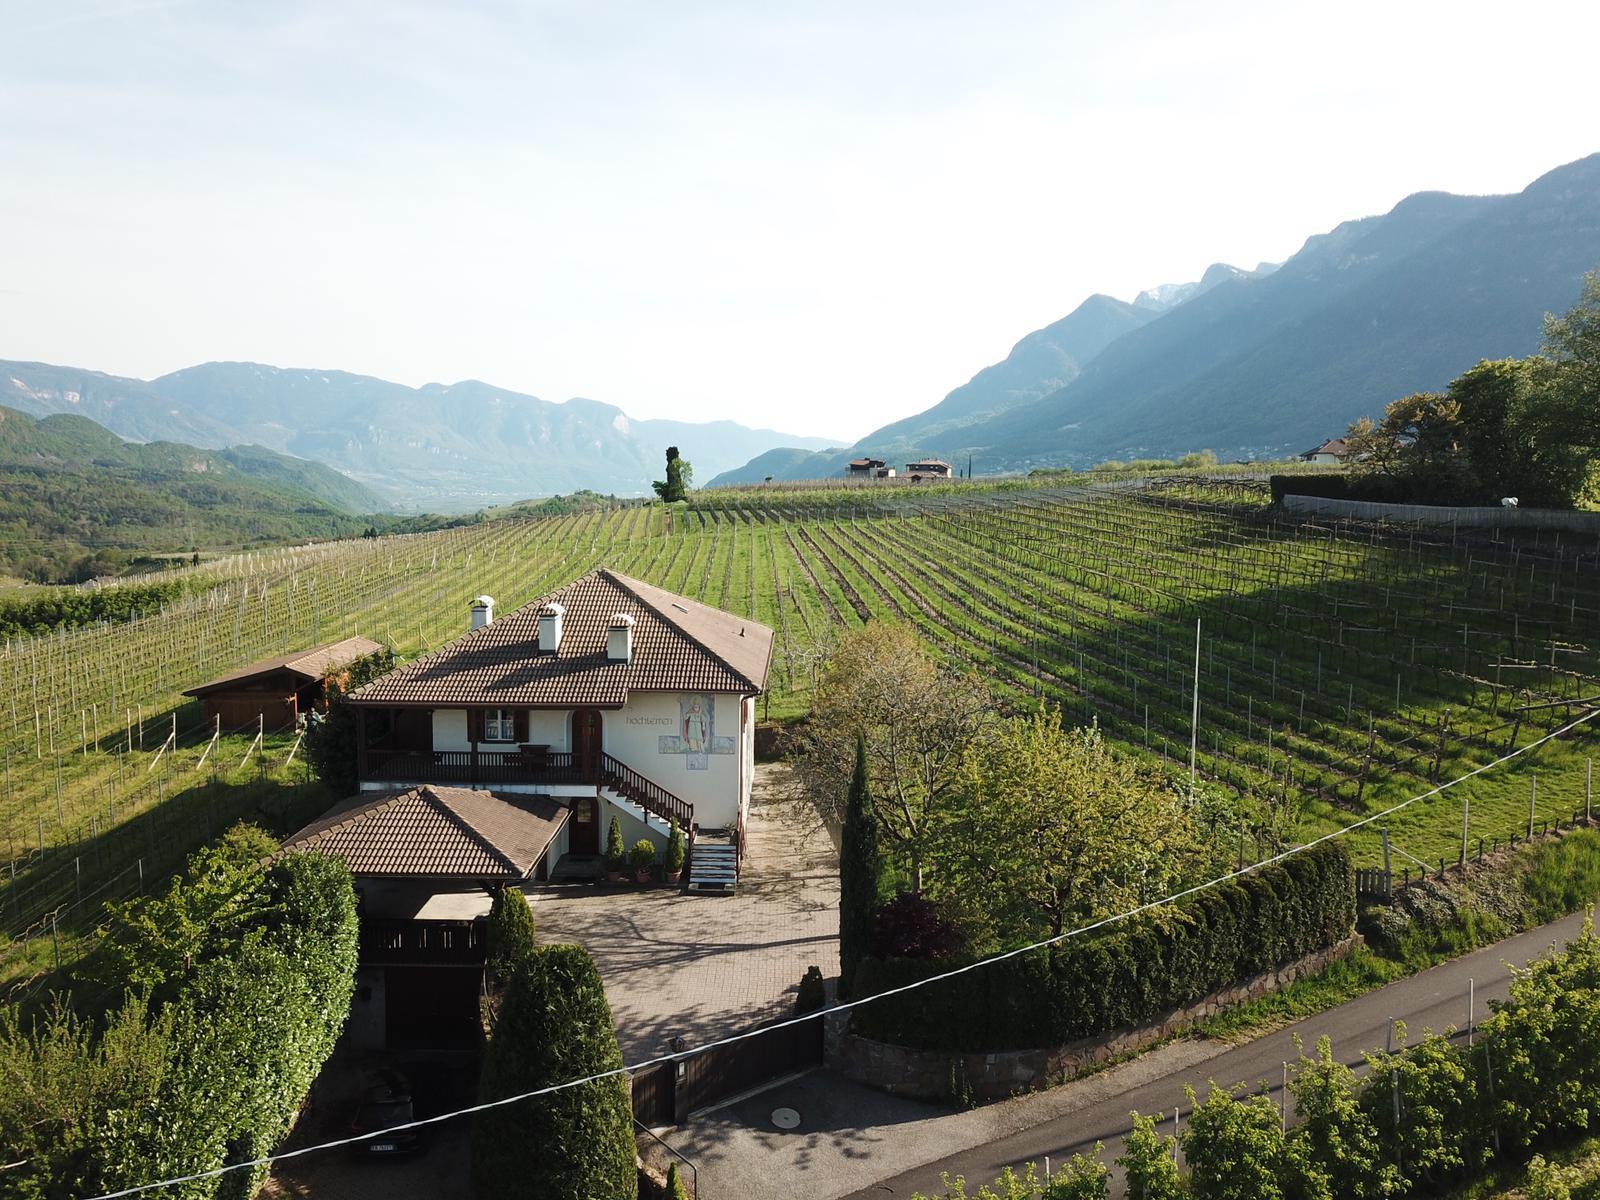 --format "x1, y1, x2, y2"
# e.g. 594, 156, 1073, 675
531, 762, 840, 1061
